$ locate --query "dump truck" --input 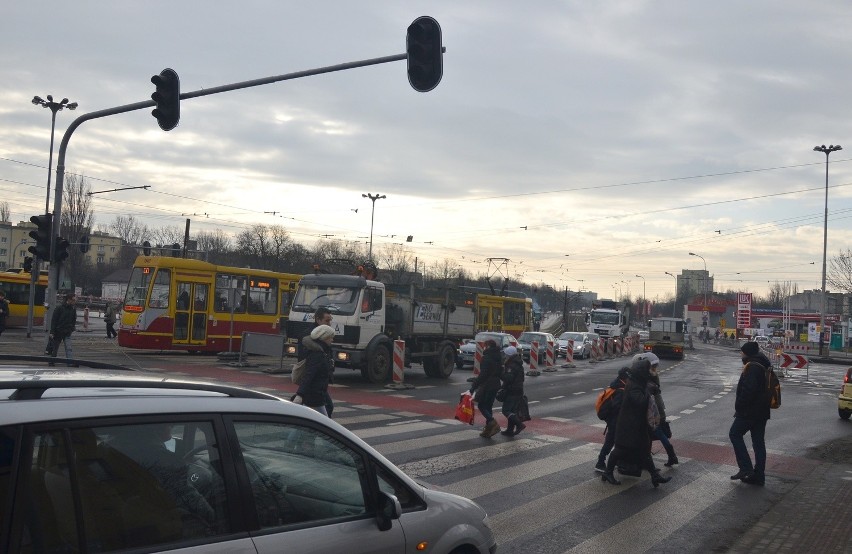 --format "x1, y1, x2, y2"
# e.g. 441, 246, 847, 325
643, 317, 688, 359
586, 298, 631, 340
285, 273, 479, 383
